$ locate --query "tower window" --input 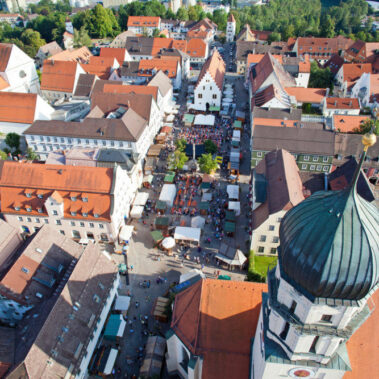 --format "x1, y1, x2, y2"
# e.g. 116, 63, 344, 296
321, 314, 332, 323
309, 336, 319, 353
289, 301, 297, 314
279, 322, 290, 340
